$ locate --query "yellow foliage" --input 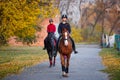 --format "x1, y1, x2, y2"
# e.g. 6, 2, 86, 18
0, 0, 40, 37
100, 48, 120, 80
102, 54, 120, 71
0, 0, 59, 44
71, 27, 83, 43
